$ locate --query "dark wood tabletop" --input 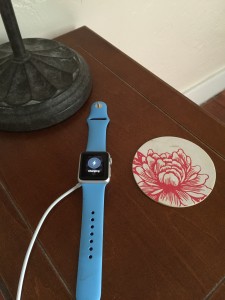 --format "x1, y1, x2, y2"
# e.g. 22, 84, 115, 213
1, 26, 225, 300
